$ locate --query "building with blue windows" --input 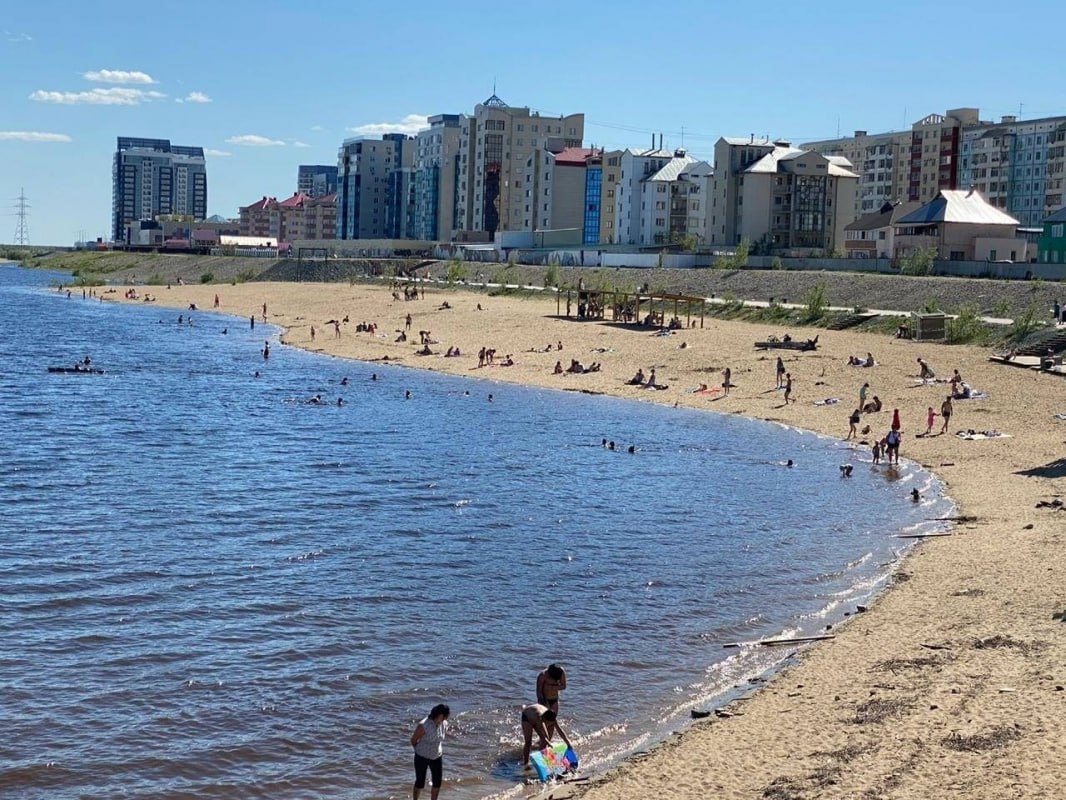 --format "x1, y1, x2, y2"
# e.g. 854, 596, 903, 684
297, 165, 338, 198
112, 136, 207, 242
959, 114, 1066, 229
583, 154, 602, 245
413, 114, 462, 241
336, 134, 414, 239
